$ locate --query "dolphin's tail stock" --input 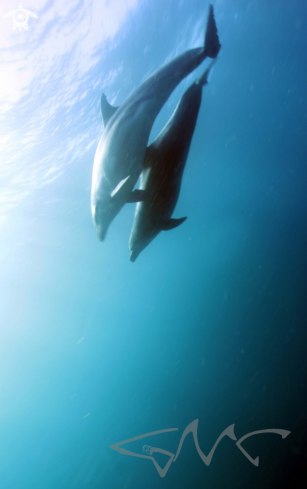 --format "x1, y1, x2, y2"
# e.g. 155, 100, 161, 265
204, 4, 221, 59
197, 59, 216, 87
